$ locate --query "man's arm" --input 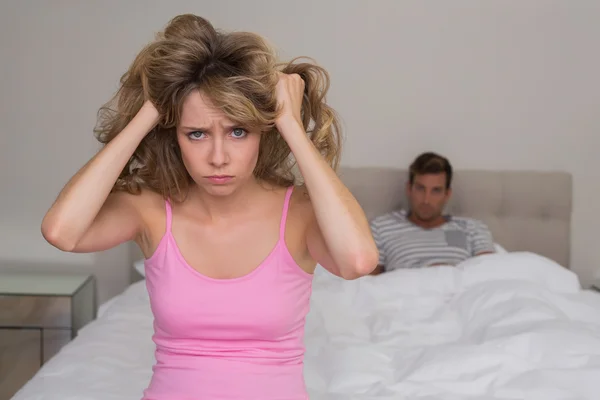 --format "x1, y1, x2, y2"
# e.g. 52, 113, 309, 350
468, 219, 496, 256
369, 219, 386, 275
